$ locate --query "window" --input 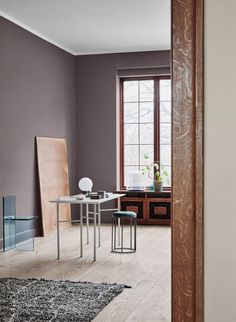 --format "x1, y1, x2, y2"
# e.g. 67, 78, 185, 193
120, 76, 171, 189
